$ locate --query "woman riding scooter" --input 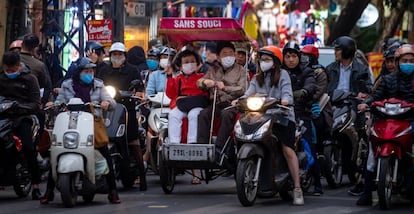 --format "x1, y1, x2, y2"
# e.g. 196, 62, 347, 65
42, 57, 121, 204
233, 46, 304, 205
